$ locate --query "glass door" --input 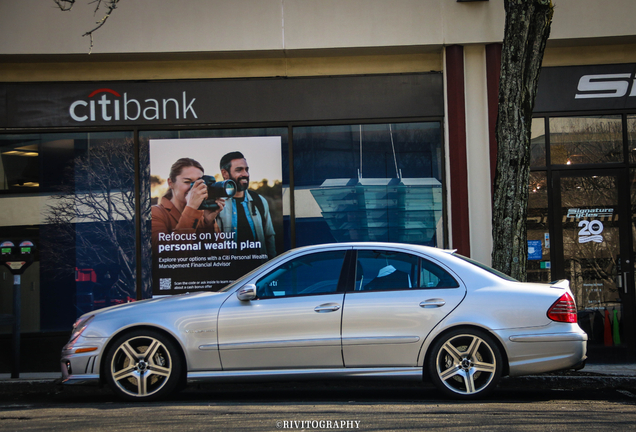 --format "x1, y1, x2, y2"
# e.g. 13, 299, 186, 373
552, 170, 634, 354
